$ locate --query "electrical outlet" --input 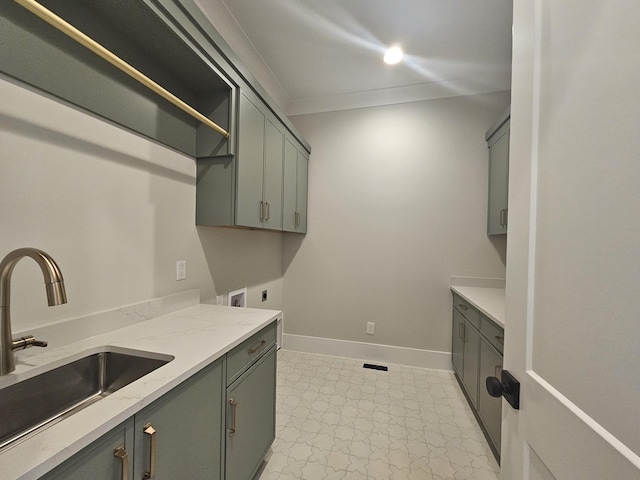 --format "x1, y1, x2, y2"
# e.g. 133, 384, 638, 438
216, 295, 224, 305
366, 322, 375, 335
176, 260, 186, 281
262, 290, 268, 302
